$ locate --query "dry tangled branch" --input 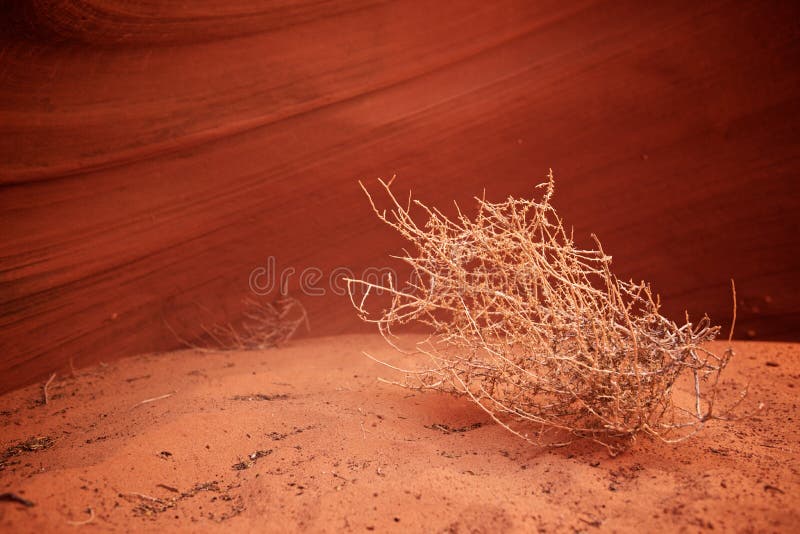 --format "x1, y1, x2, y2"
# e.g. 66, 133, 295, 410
346, 171, 737, 452
197, 296, 308, 351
